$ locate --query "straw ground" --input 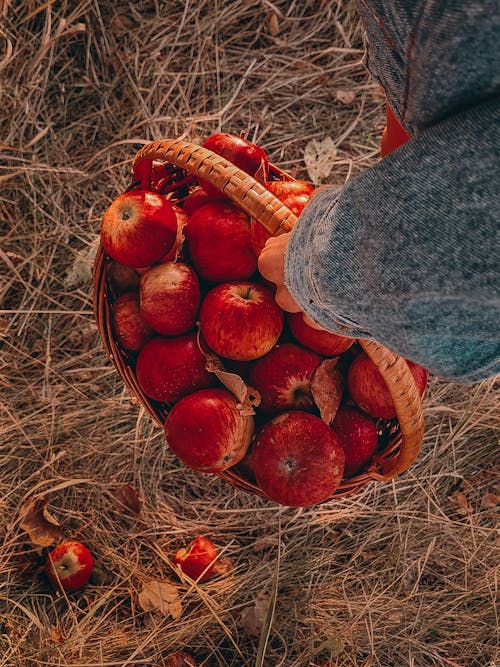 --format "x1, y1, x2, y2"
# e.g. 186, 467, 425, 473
1, 2, 498, 666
